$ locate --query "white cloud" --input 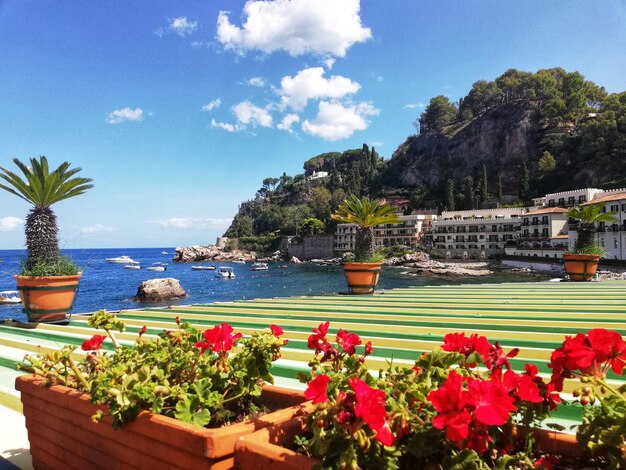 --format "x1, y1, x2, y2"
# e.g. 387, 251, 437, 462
403, 102, 425, 109
232, 101, 273, 127
210, 119, 243, 133
302, 101, 379, 141
156, 17, 198, 37
372, 142, 383, 147
246, 77, 267, 87
80, 224, 115, 234
278, 67, 360, 111
106, 107, 144, 124
0, 216, 23, 232
202, 98, 222, 112
371, 72, 383, 82
277, 114, 300, 133
153, 217, 231, 230
216, 0, 371, 57
322, 57, 336, 70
